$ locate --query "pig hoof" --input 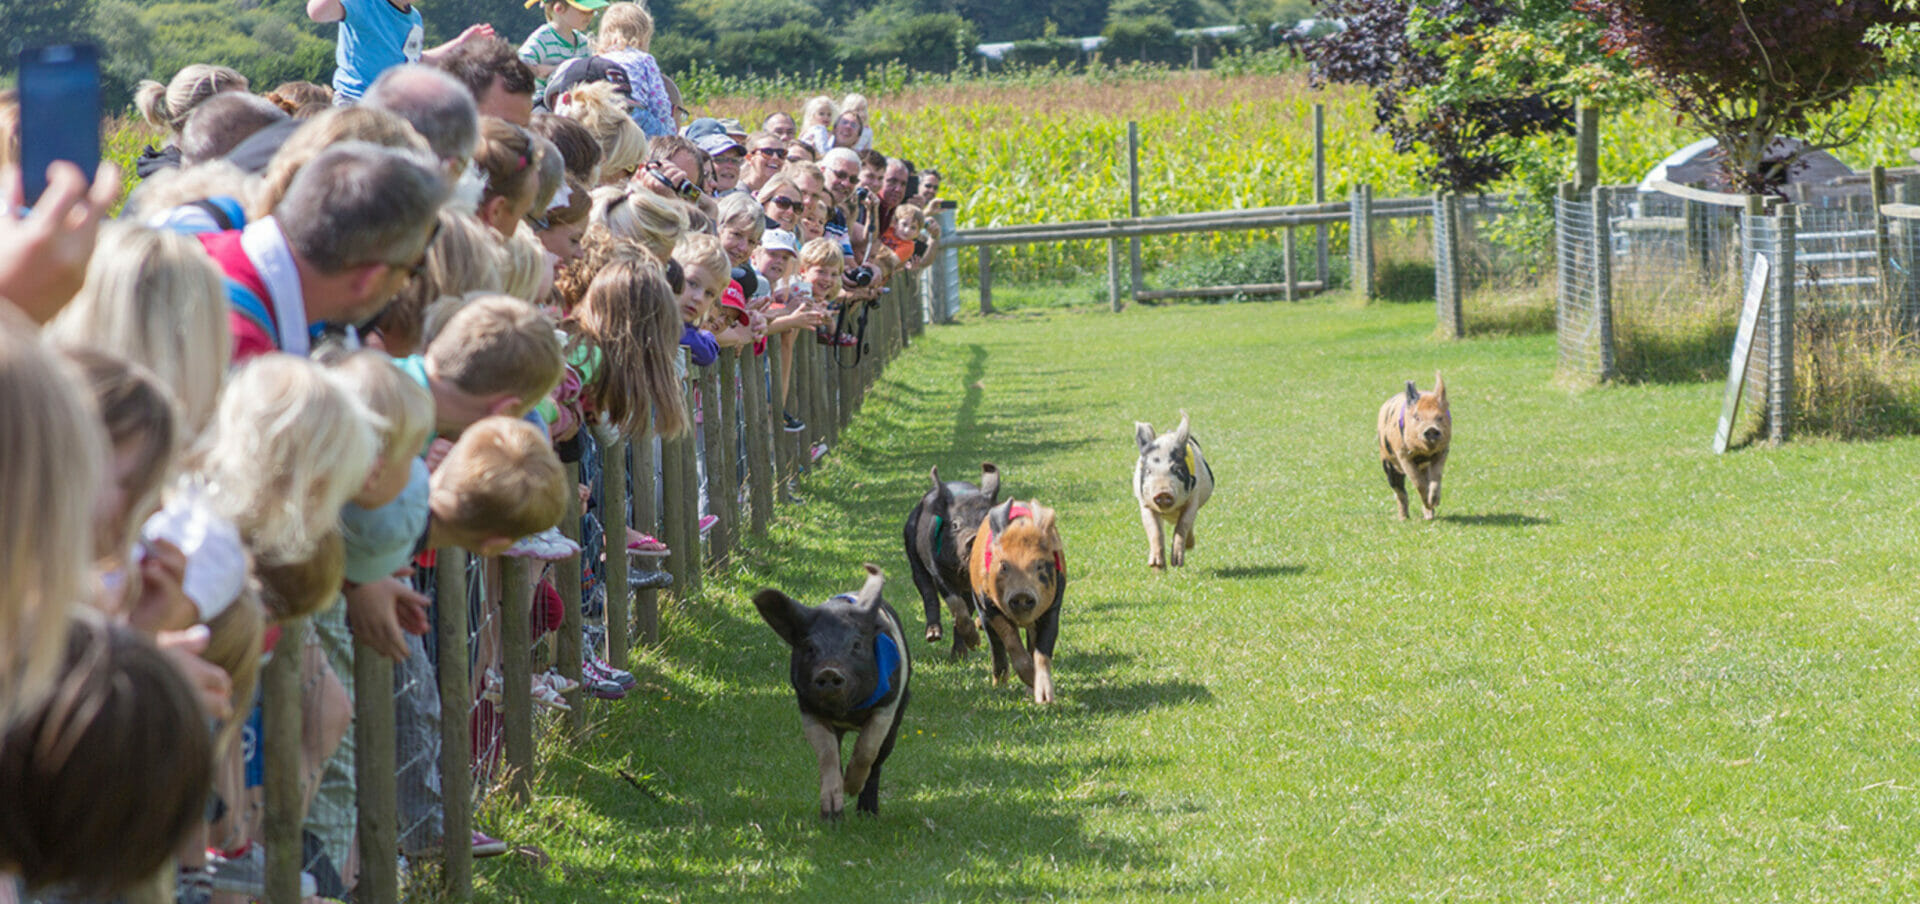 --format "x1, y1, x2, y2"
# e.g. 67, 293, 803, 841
820, 794, 845, 821
925, 624, 942, 643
